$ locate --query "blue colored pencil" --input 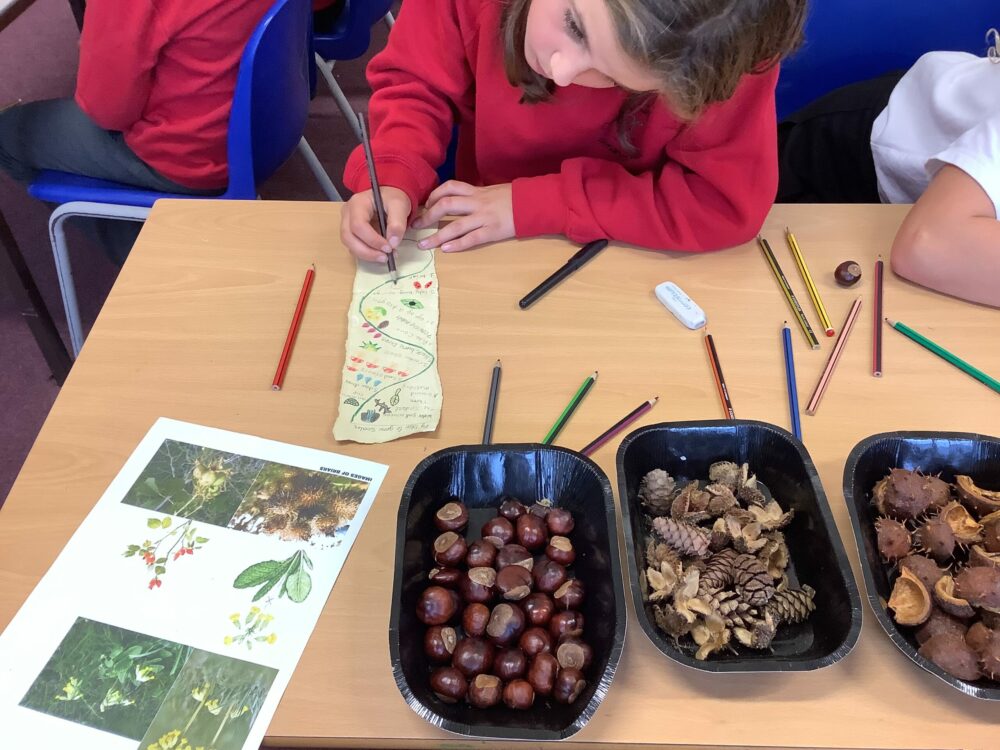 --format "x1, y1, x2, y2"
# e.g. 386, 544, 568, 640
782, 322, 802, 440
